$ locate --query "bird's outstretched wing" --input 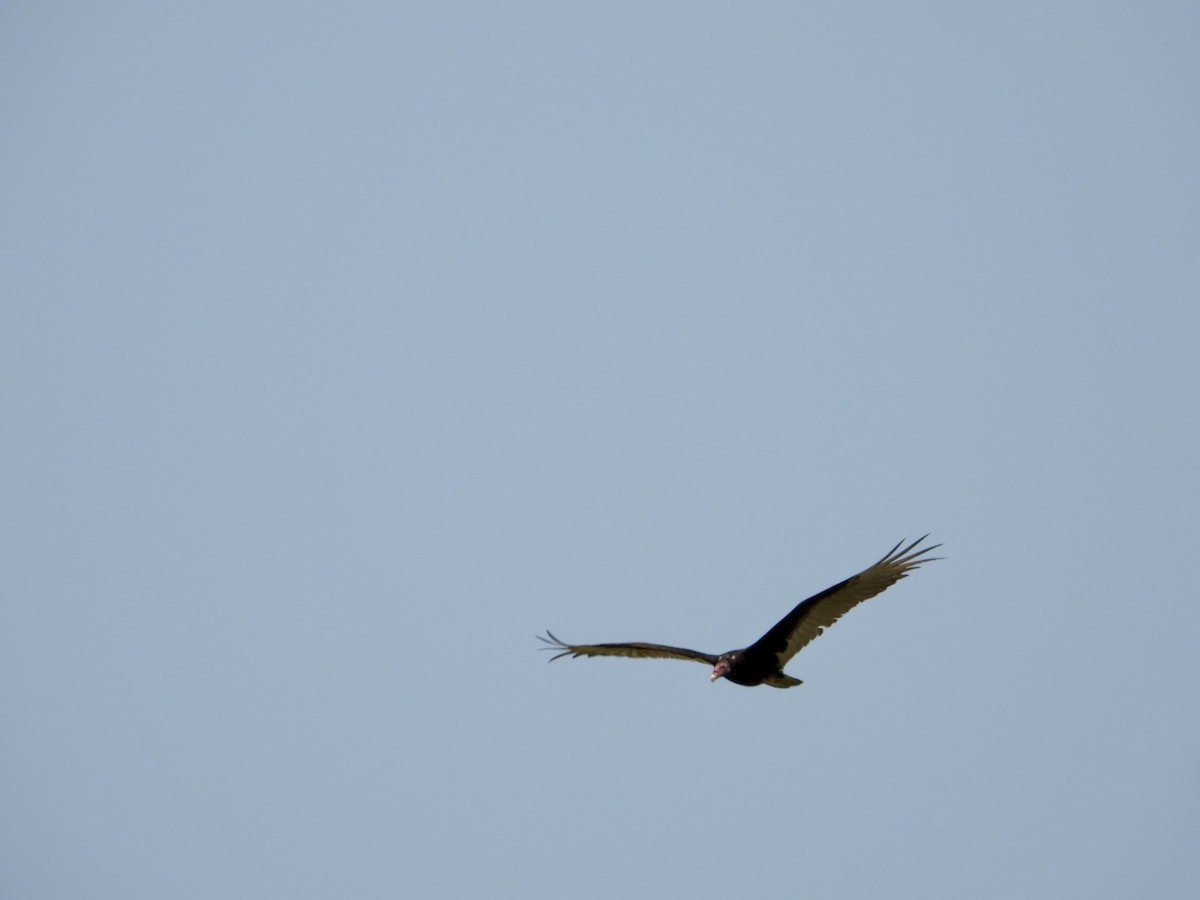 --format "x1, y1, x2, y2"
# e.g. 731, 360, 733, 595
537, 631, 717, 666
744, 535, 941, 669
